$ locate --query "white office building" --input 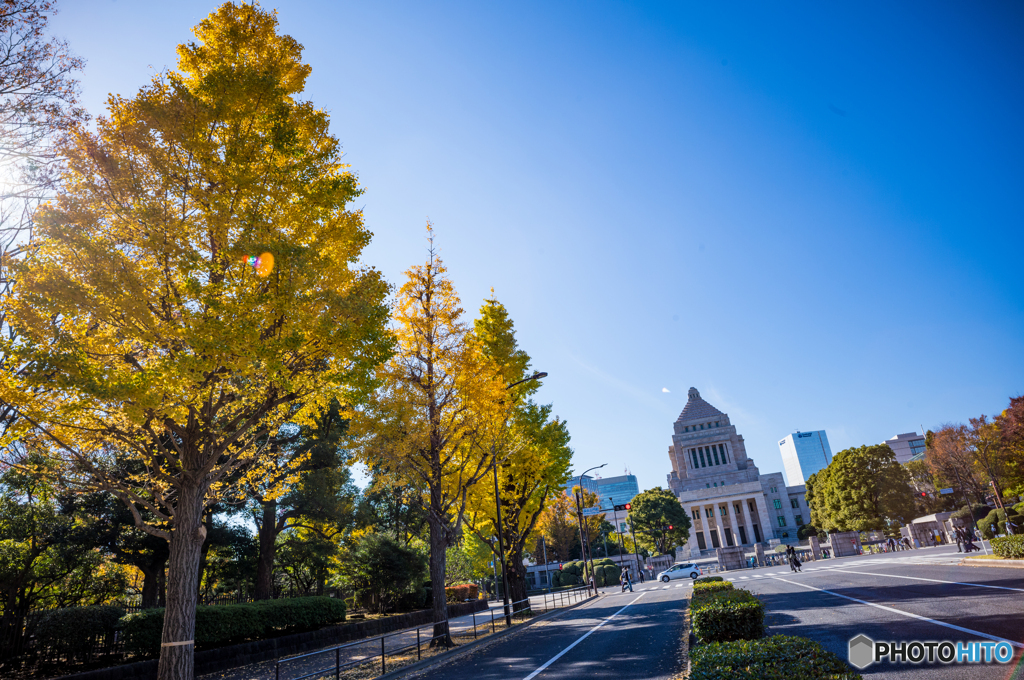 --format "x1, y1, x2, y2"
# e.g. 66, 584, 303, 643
778, 430, 833, 486
884, 432, 927, 464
